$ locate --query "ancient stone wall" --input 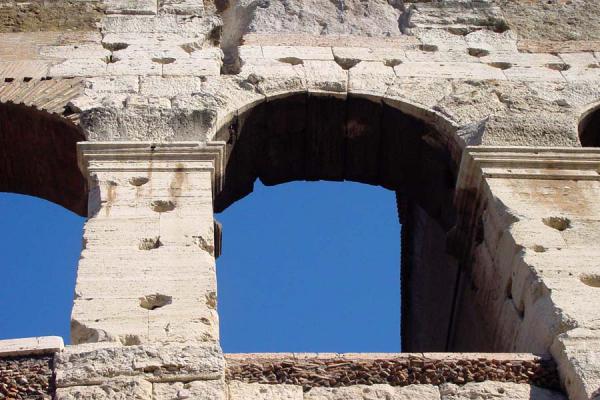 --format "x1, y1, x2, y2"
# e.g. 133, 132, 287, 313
0, 0, 600, 399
